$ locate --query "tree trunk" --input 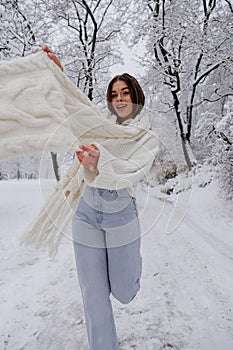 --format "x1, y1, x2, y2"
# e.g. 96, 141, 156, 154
181, 137, 197, 170
171, 89, 197, 169
50, 152, 60, 182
